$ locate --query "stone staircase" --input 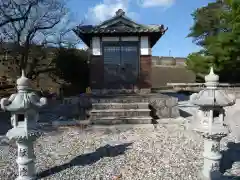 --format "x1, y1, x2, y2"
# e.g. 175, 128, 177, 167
90, 95, 152, 125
